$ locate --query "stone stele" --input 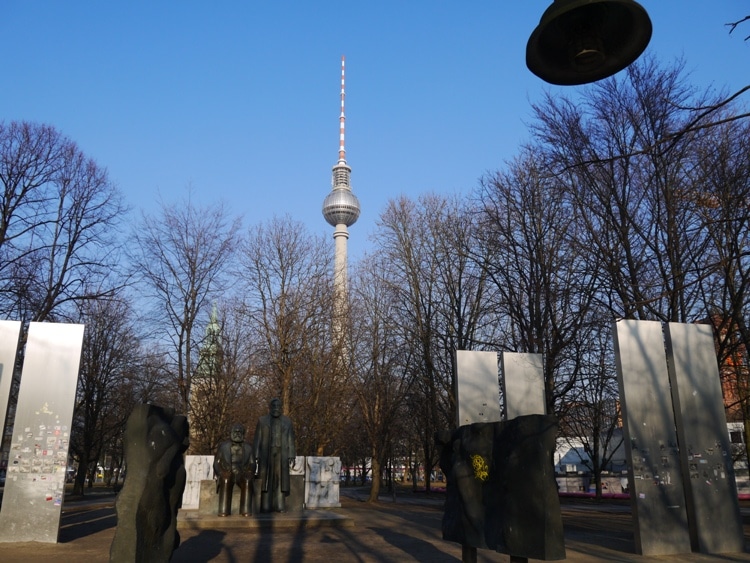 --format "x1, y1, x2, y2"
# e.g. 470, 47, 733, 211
438, 414, 565, 560
109, 404, 189, 563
